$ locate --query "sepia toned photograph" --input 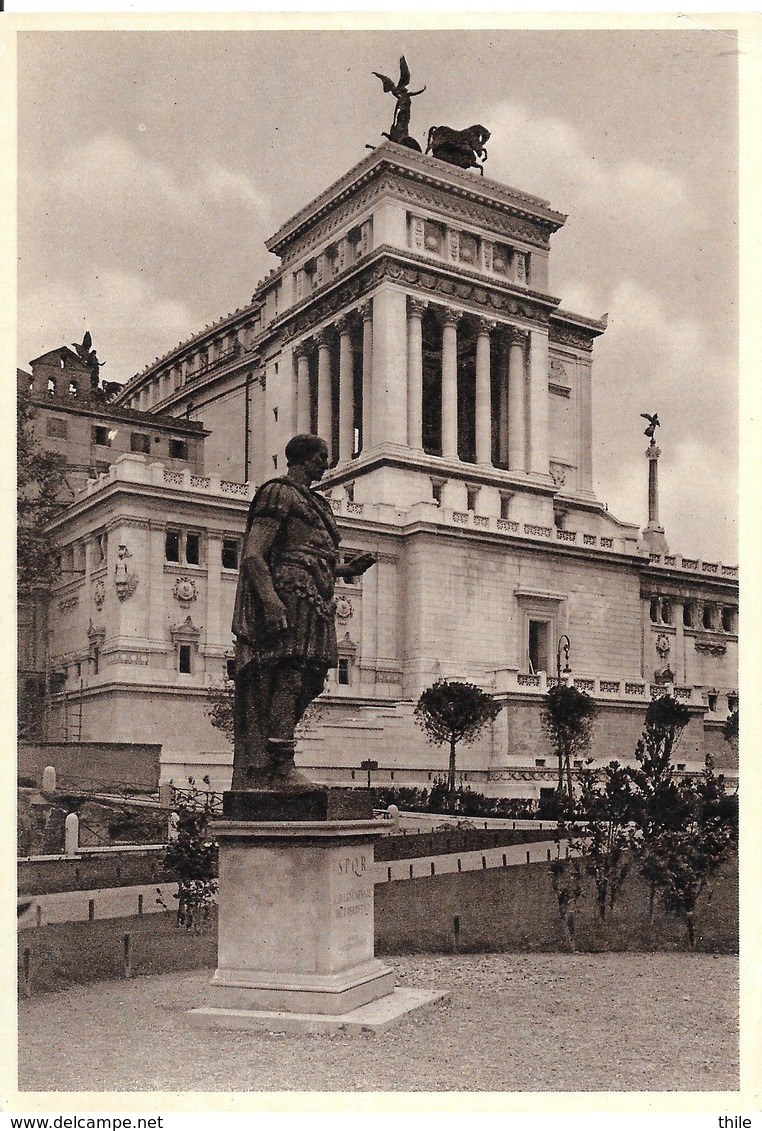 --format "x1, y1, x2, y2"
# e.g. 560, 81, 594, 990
13, 20, 746, 1100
